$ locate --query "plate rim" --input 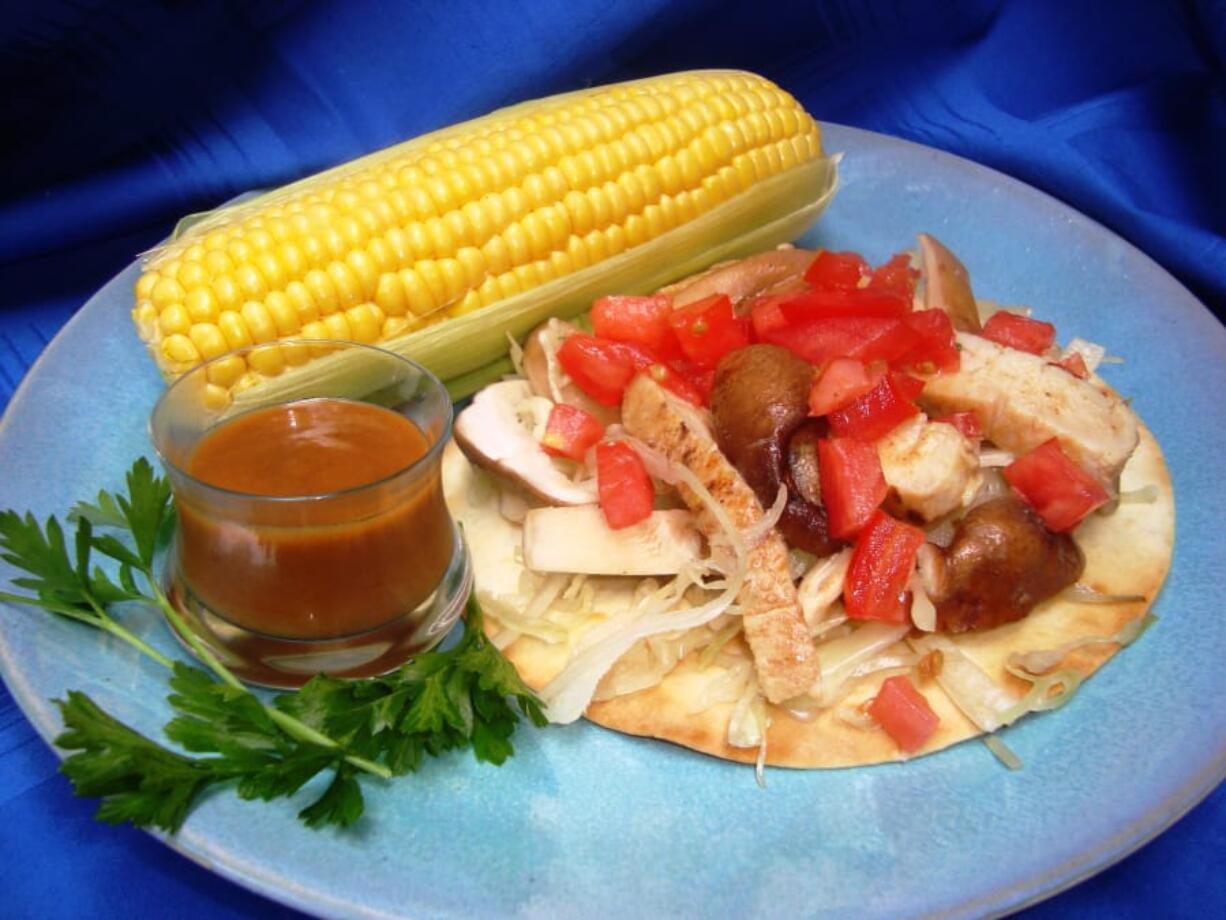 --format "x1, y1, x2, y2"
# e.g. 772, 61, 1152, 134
1, 121, 1224, 920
